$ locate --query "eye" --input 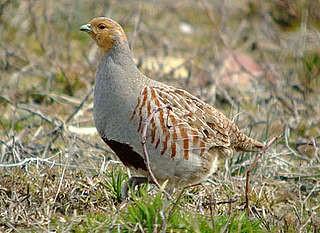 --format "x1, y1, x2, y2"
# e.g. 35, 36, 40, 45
98, 24, 106, 30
